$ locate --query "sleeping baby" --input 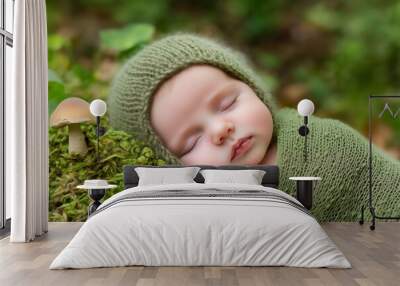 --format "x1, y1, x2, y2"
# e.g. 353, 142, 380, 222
108, 33, 400, 222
